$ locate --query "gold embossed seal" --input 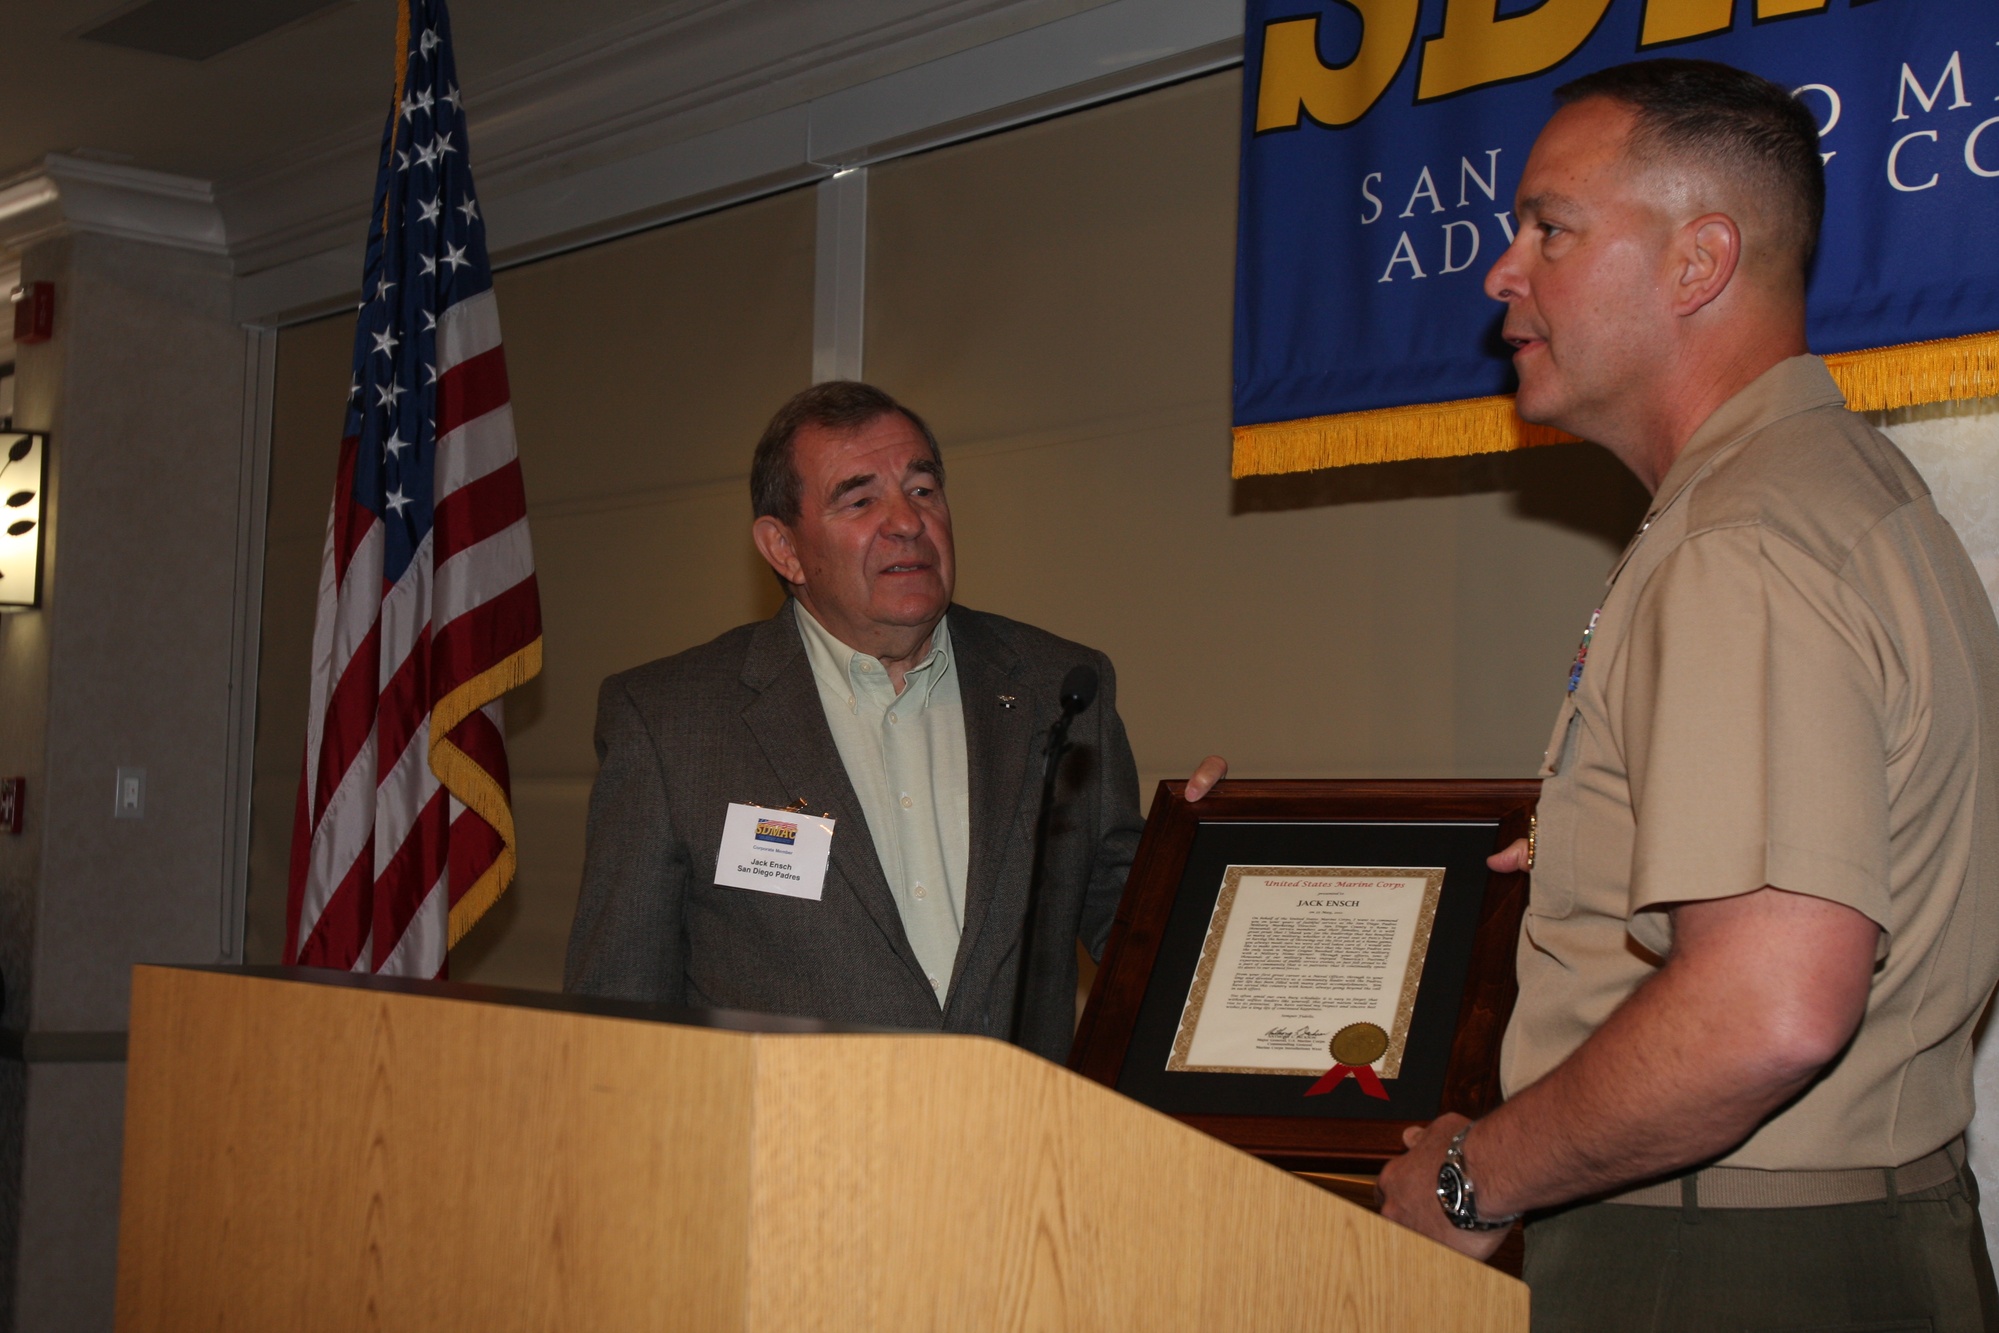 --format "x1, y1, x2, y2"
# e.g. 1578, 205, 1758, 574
1329, 1022, 1389, 1068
